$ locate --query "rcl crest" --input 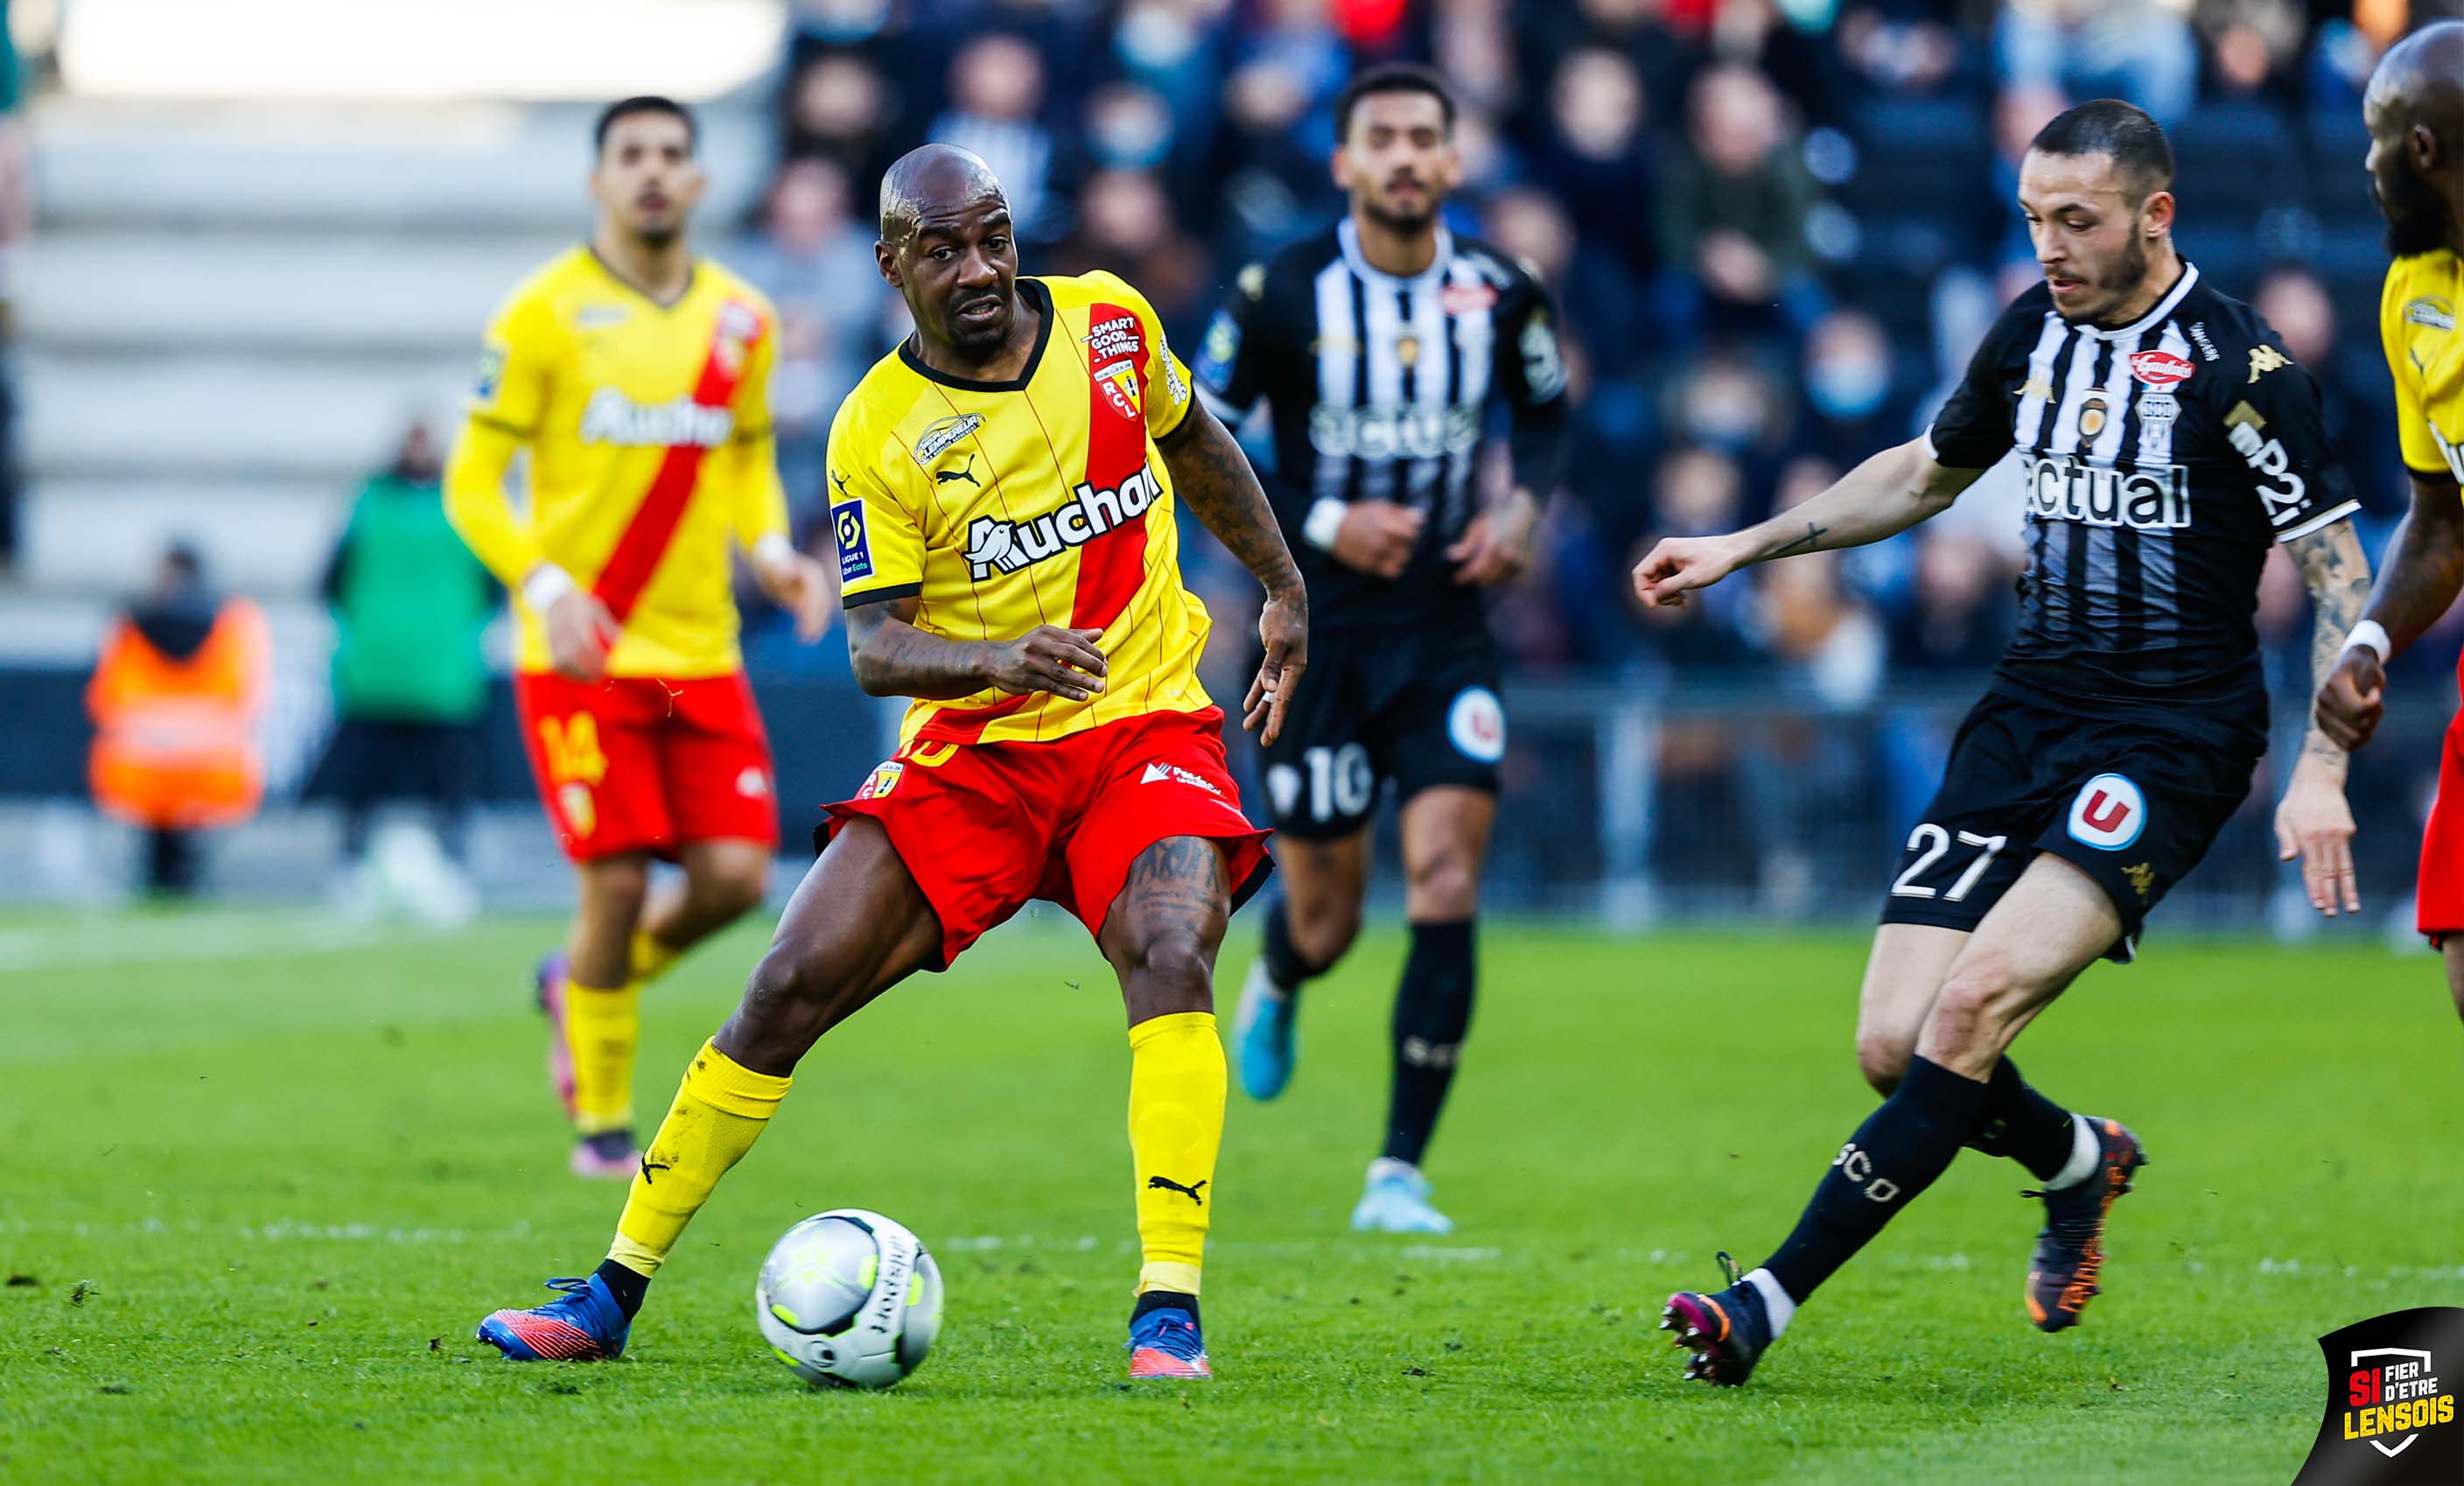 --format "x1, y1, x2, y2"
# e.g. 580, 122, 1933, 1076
1098, 361, 1142, 421
2129, 349, 2194, 389
2066, 773, 2145, 850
